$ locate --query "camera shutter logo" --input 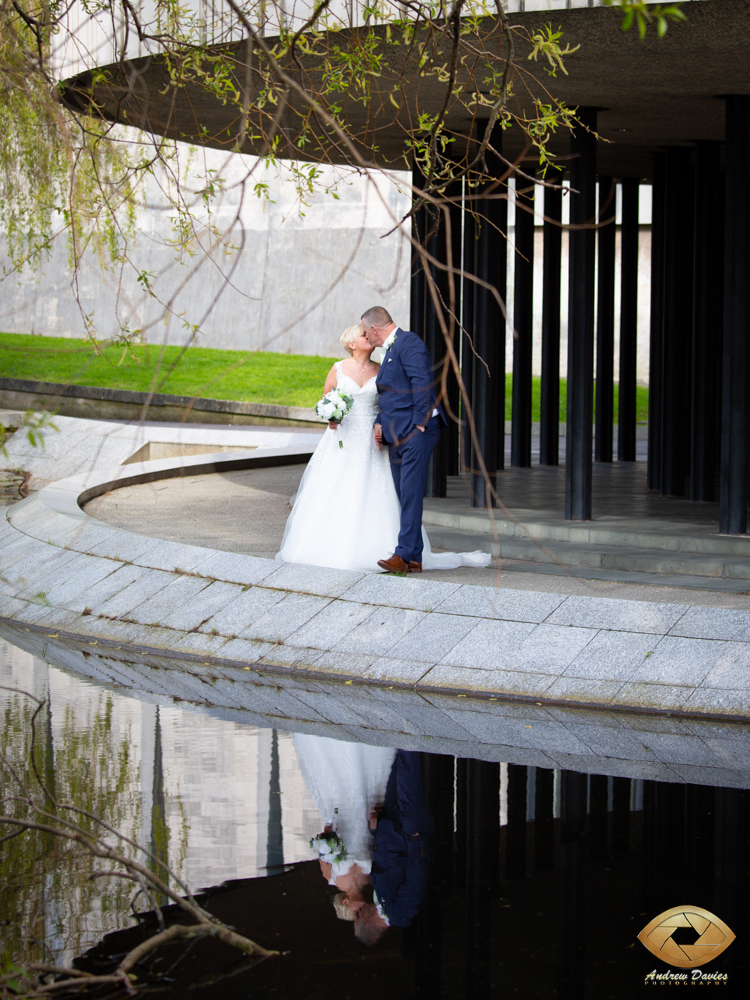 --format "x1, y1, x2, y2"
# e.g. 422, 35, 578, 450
638, 906, 735, 969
